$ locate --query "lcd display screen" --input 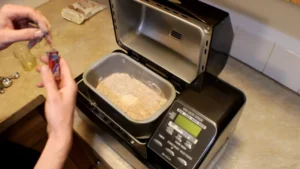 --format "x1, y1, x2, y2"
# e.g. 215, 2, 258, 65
174, 114, 202, 137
